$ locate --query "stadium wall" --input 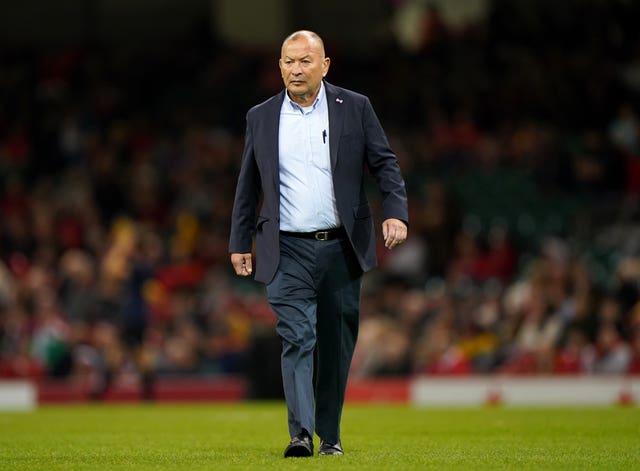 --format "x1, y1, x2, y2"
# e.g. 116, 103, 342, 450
0, 381, 37, 411
2, 376, 638, 409
409, 376, 638, 407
